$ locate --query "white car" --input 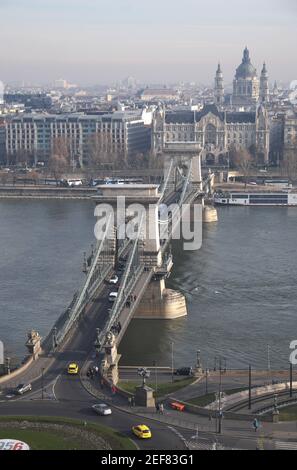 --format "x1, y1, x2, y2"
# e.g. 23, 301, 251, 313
108, 292, 118, 302
15, 383, 32, 395
108, 275, 119, 285
92, 404, 112, 416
